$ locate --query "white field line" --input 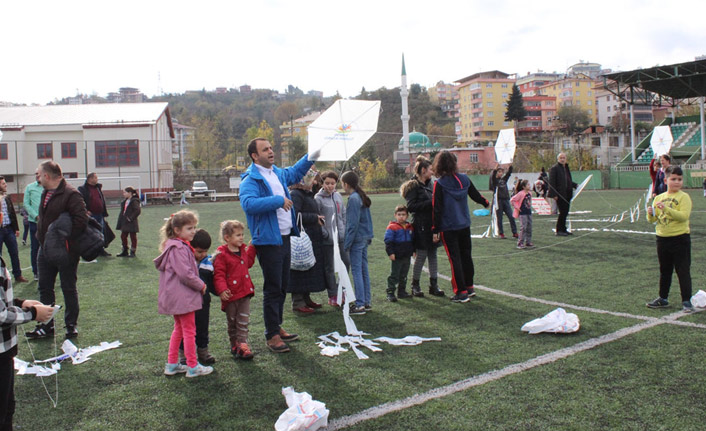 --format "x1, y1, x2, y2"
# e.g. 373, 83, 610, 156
327, 317, 667, 430
436, 273, 704, 327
